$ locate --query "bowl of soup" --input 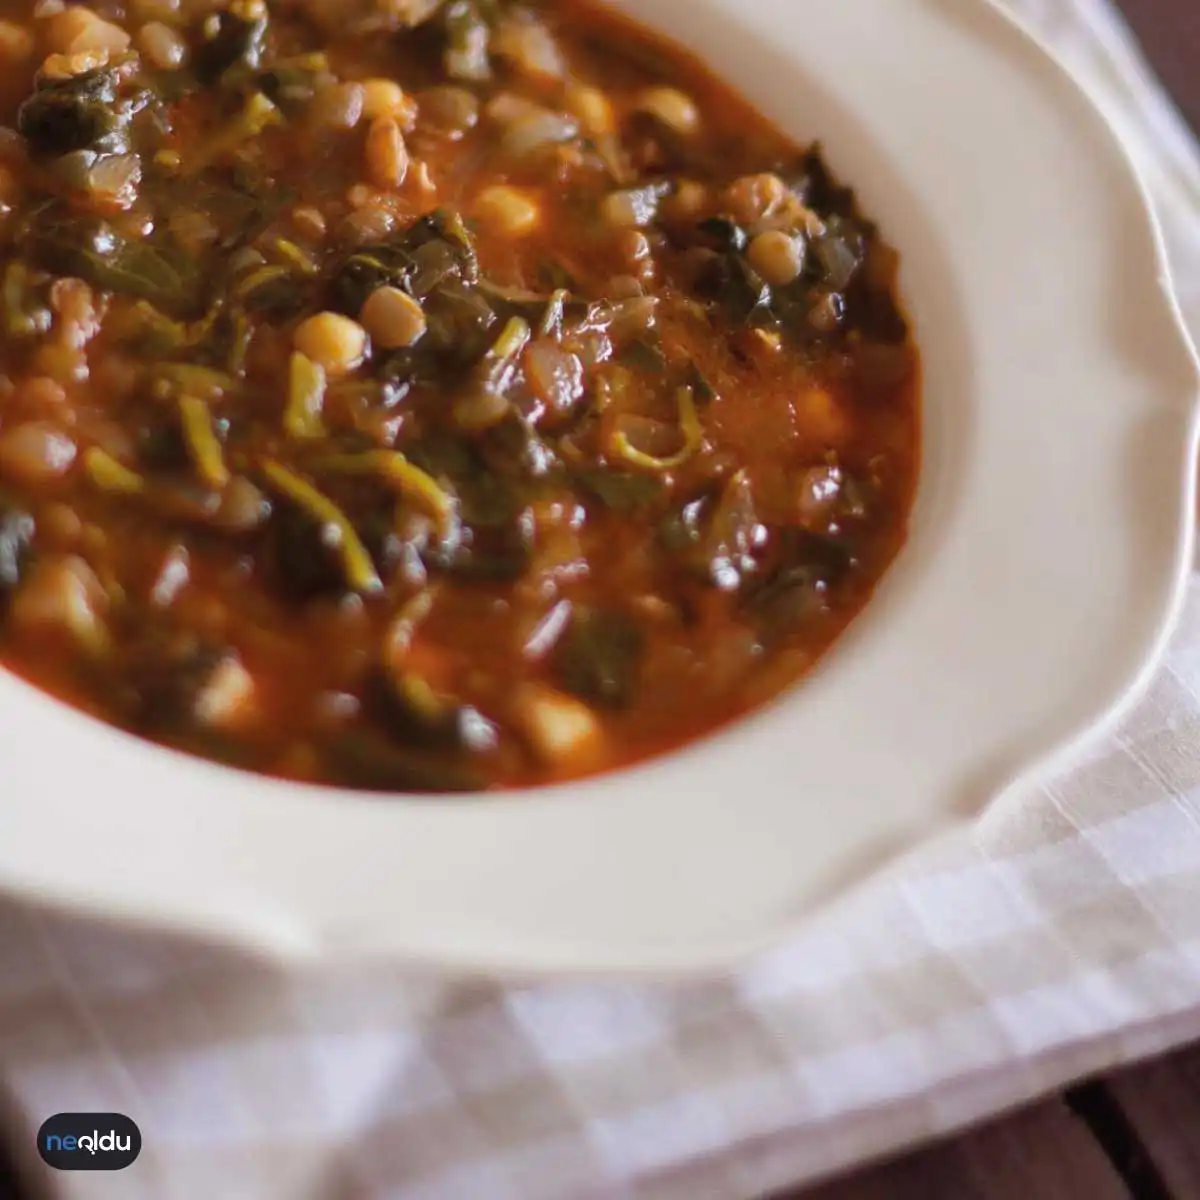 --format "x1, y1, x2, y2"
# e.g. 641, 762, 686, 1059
0, 0, 1193, 972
